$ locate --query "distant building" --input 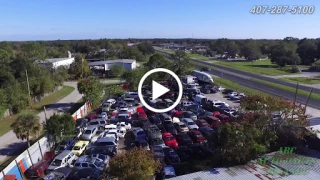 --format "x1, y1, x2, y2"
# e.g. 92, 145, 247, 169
88, 59, 137, 71
37, 51, 75, 69
311, 60, 320, 70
